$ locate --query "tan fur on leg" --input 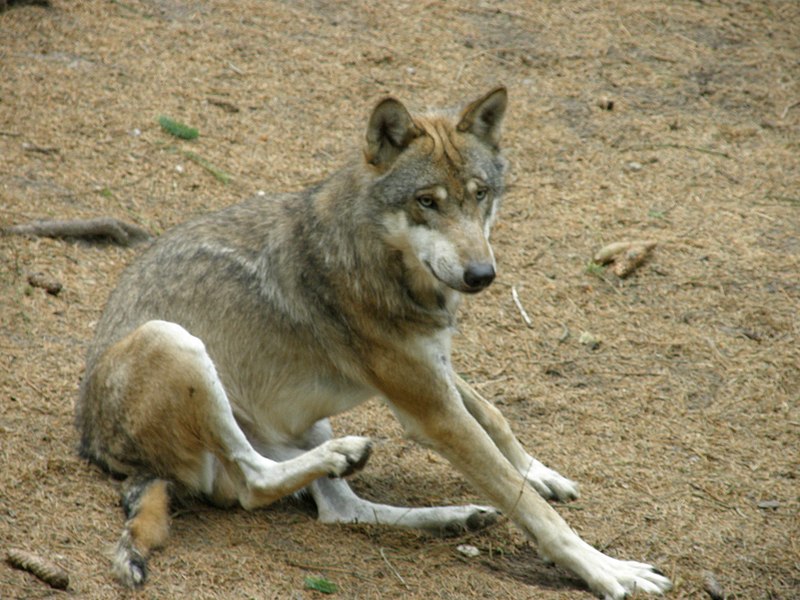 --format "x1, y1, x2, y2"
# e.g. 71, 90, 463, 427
112, 477, 171, 587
